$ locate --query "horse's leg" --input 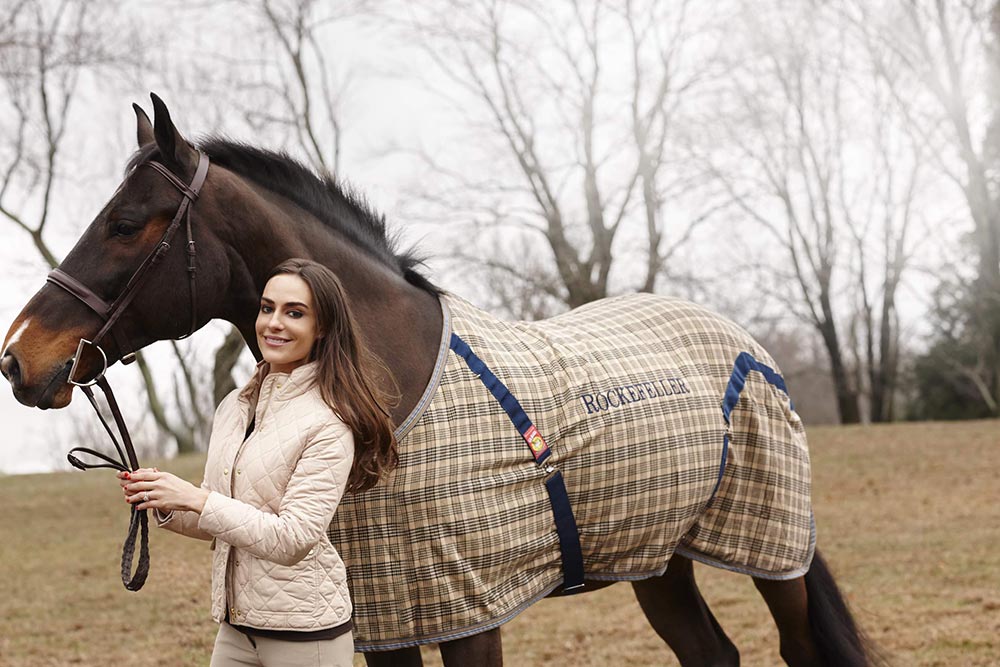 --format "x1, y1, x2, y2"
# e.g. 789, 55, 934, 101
752, 576, 821, 667
438, 628, 503, 667
364, 647, 423, 667
754, 550, 873, 667
631, 554, 740, 667
361, 625, 502, 667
